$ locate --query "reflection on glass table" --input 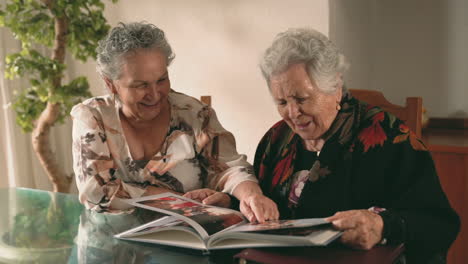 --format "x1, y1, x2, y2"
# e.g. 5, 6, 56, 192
0, 188, 236, 264
0, 188, 83, 263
